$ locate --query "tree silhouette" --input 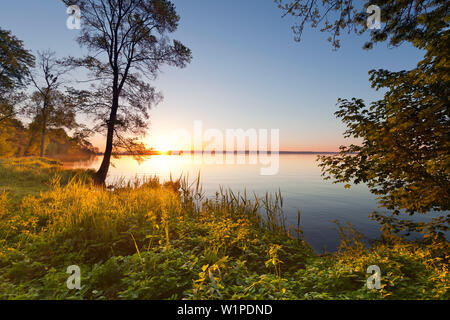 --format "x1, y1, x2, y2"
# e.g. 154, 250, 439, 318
275, 0, 449, 49
62, 0, 192, 185
0, 28, 35, 123
0, 28, 35, 94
